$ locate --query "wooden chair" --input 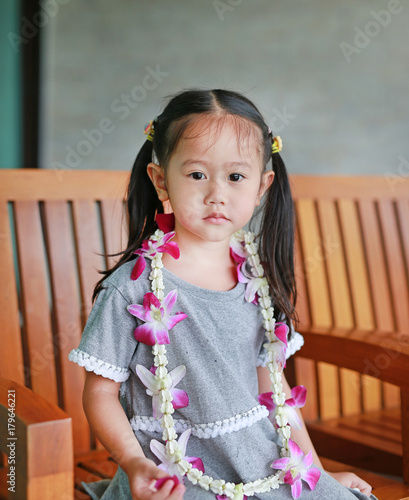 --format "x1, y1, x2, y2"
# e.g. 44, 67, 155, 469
288, 175, 409, 486
0, 169, 408, 500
